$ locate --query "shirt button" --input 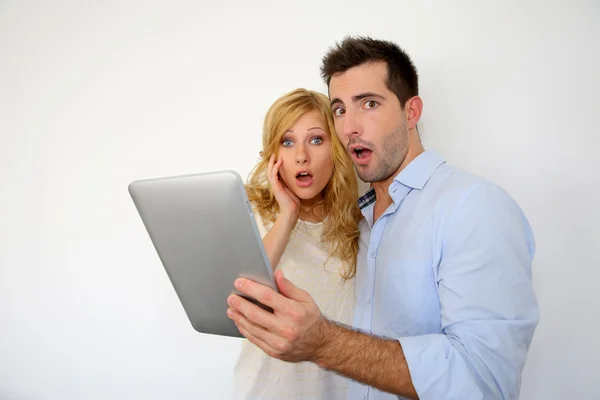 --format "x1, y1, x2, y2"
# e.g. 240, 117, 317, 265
370, 252, 376, 258
366, 298, 371, 305
363, 395, 367, 400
